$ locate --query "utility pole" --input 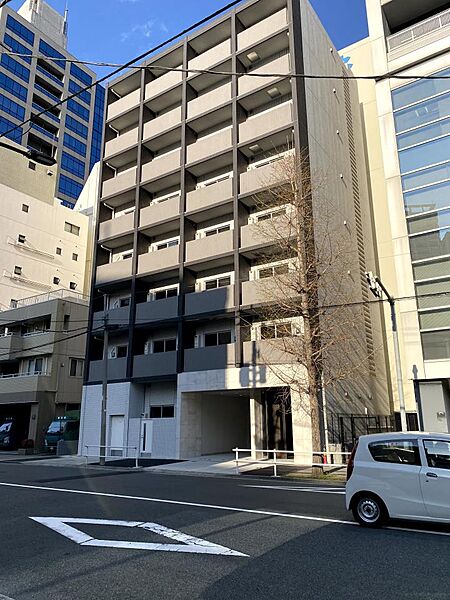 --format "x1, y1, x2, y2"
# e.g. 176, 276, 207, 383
99, 310, 108, 466
365, 272, 408, 432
